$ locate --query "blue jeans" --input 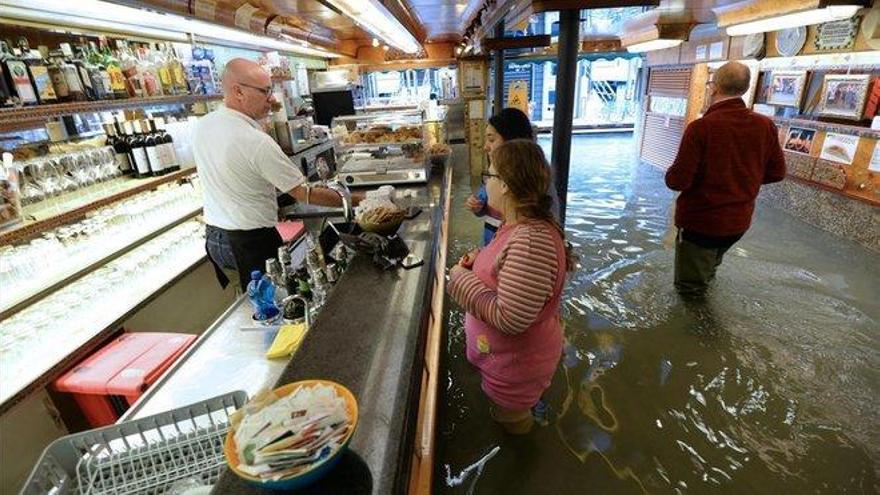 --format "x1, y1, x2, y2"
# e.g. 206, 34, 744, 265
206, 225, 237, 270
